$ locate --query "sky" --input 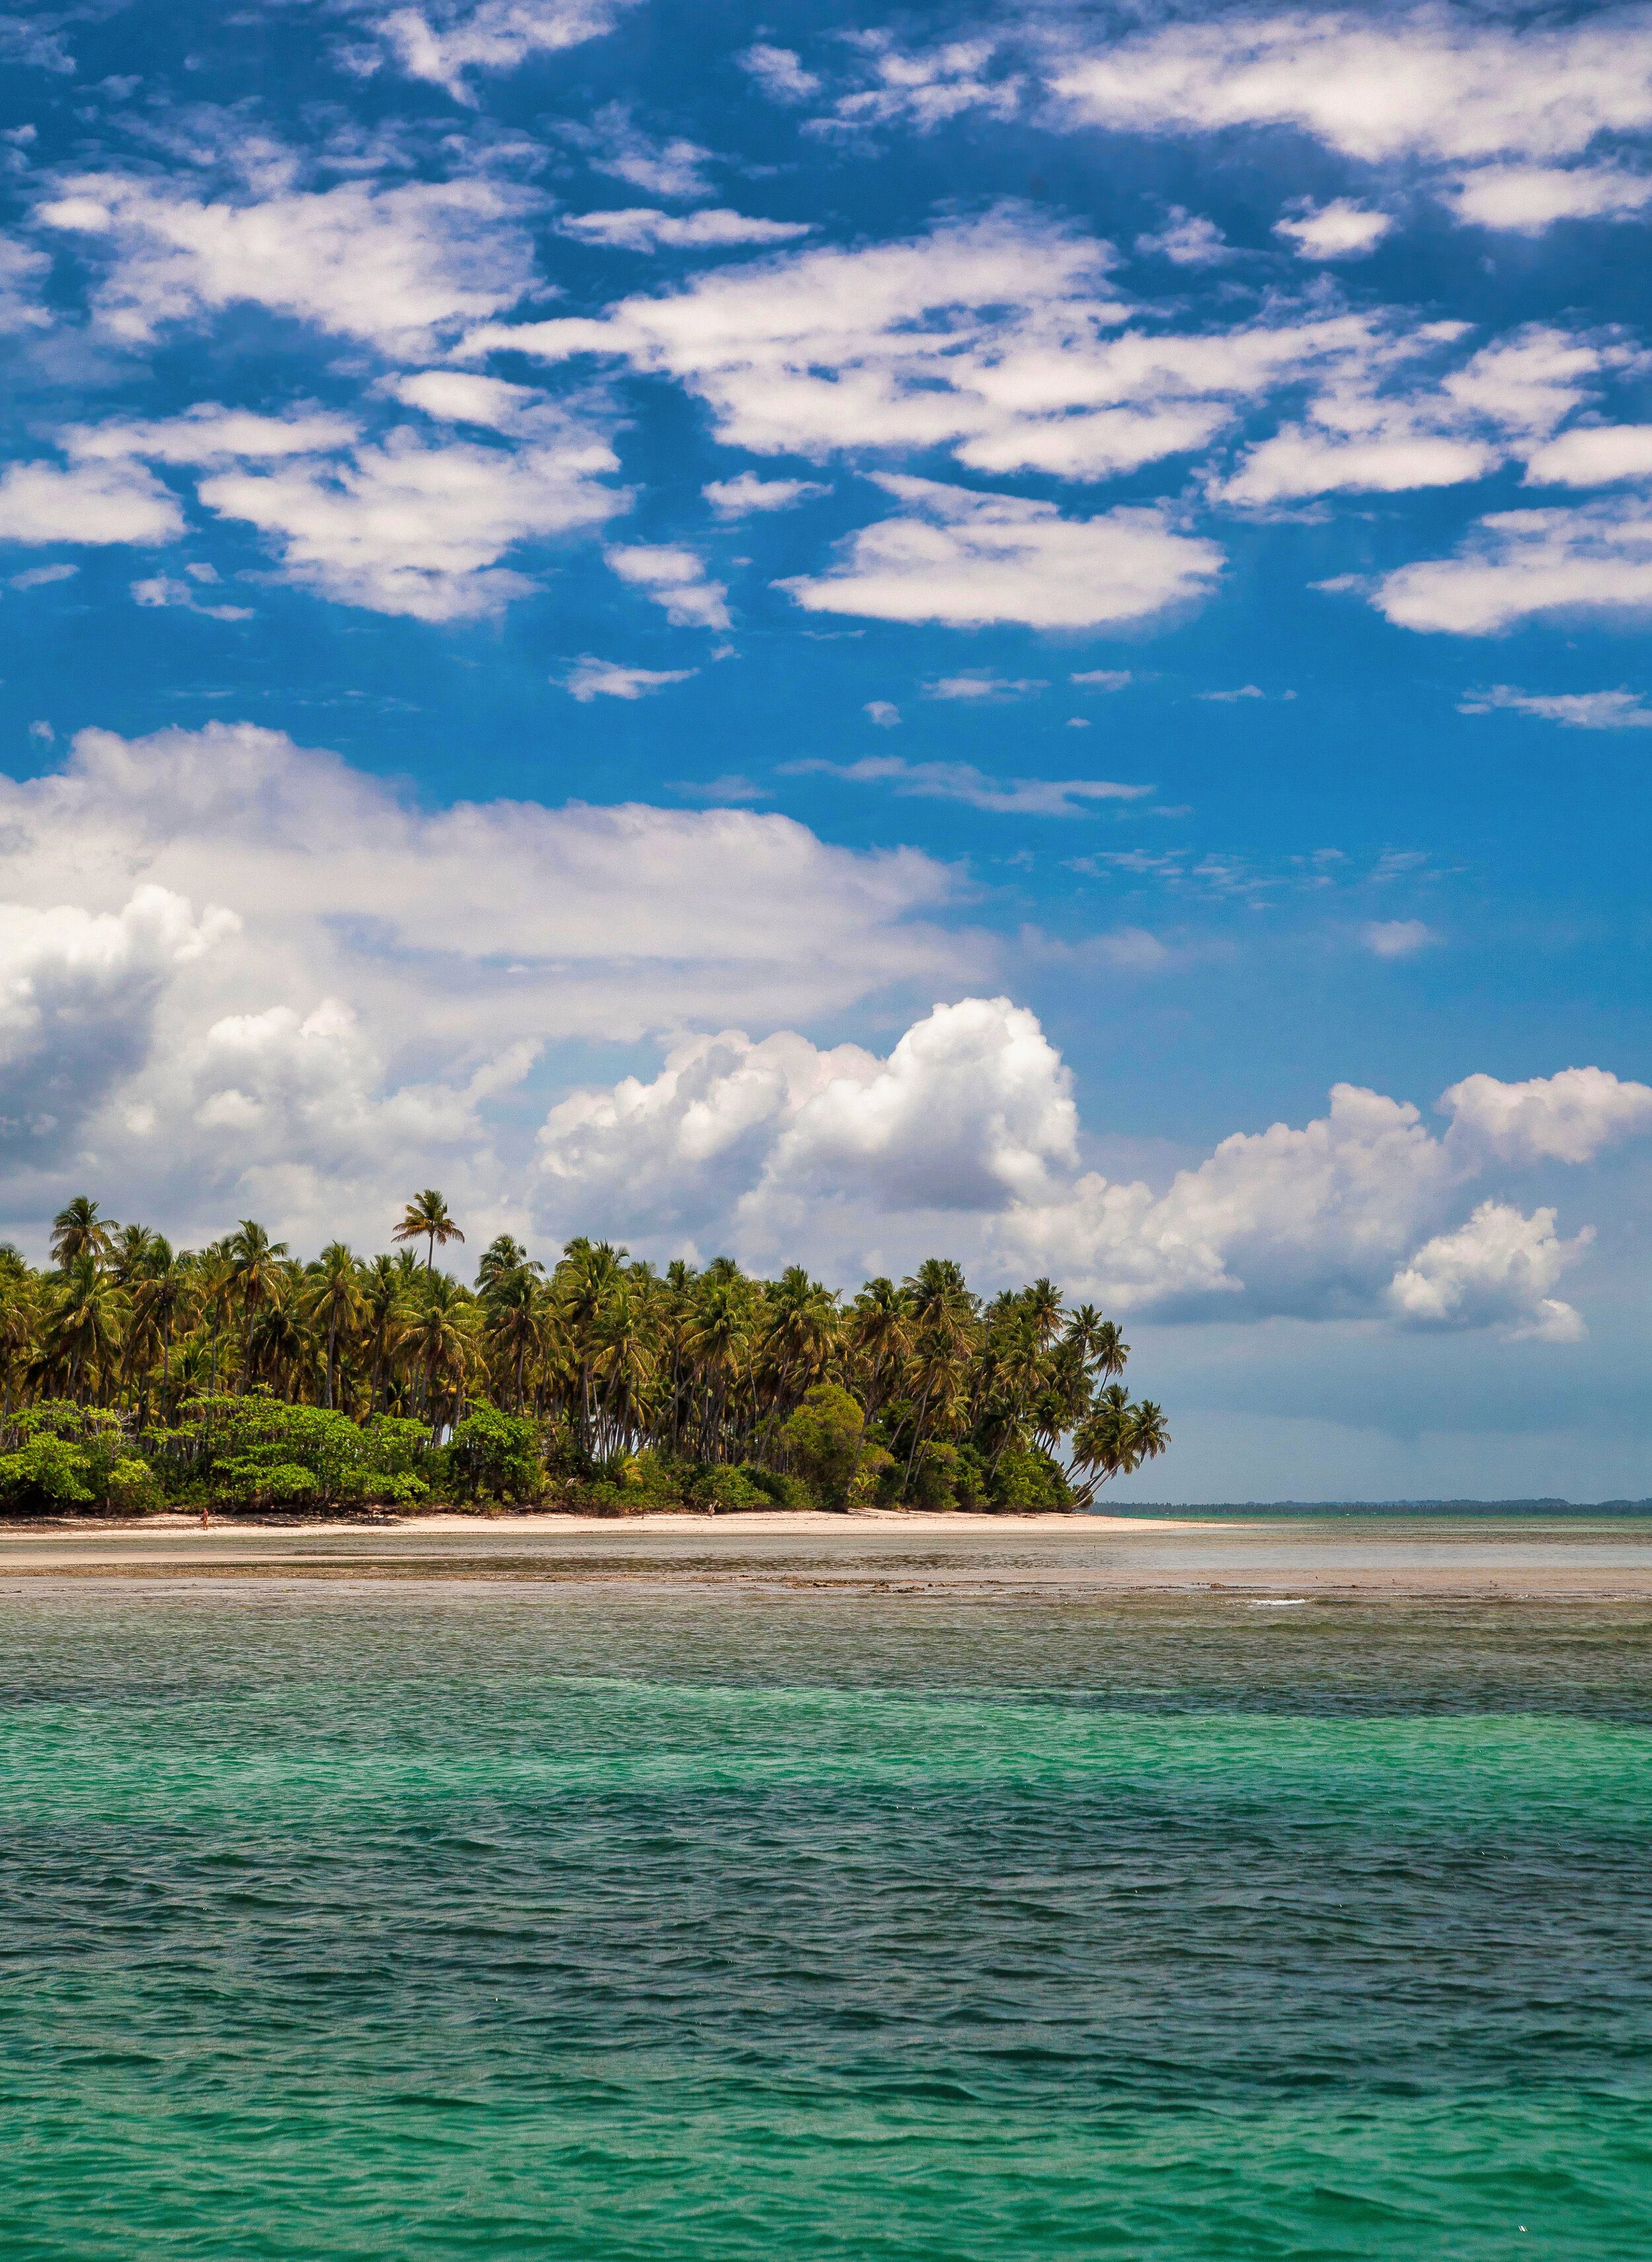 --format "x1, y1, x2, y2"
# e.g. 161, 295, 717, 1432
2, 0, 1651, 1499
